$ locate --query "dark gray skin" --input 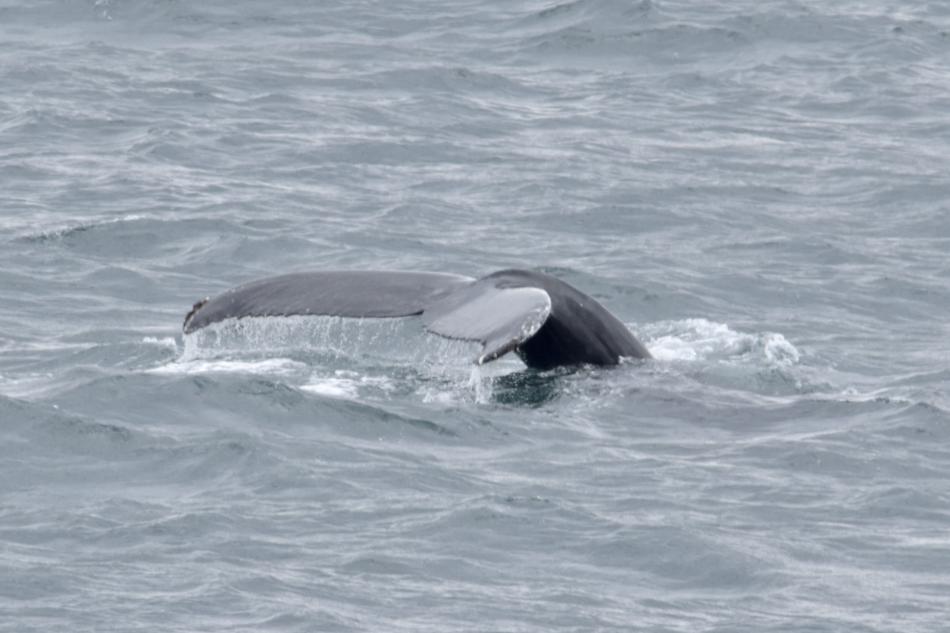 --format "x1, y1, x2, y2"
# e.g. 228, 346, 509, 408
485, 270, 651, 369
183, 269, 651, 370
